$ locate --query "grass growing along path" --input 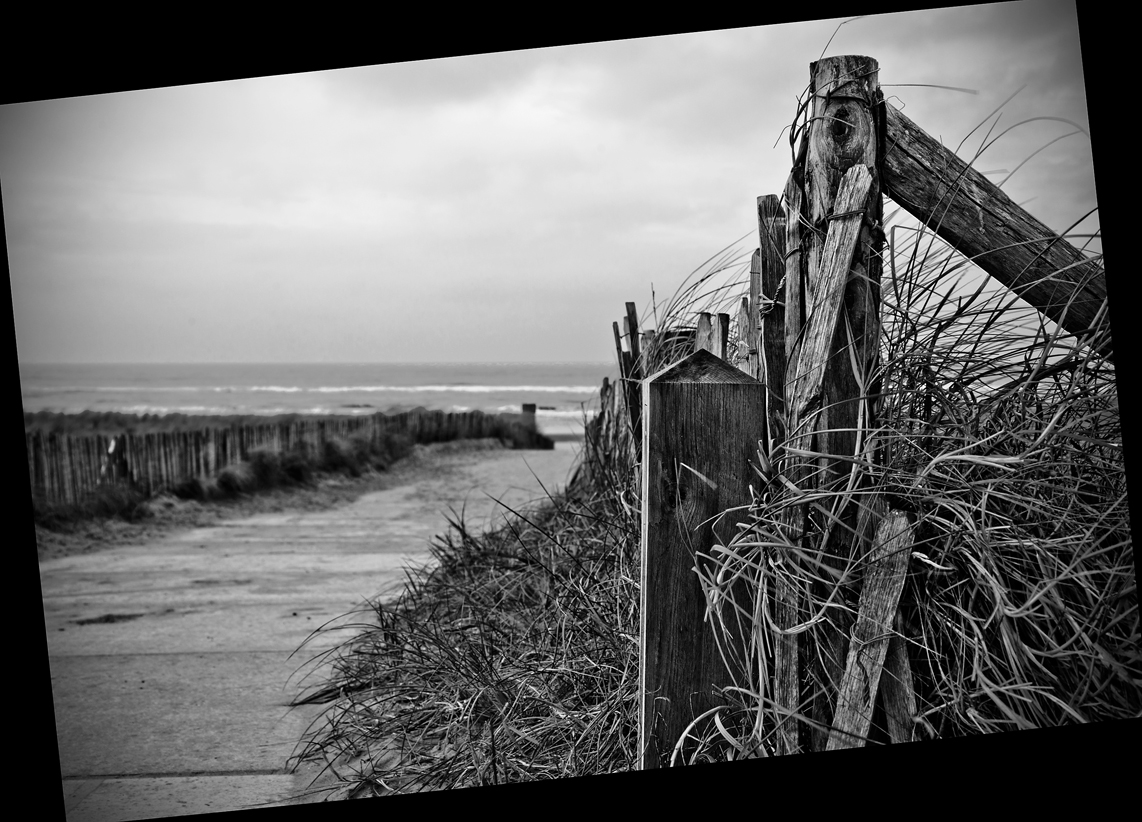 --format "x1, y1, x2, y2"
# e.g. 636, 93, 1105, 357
32, 437, 514, 563
287, 438, 642, 796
